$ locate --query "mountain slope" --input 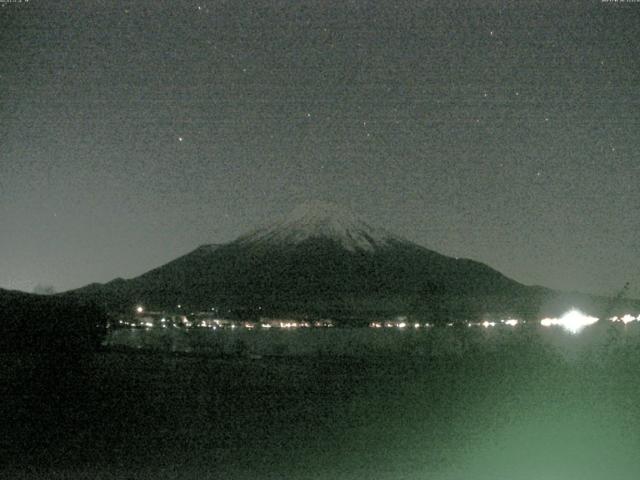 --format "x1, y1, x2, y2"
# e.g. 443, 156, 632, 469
67, 203, 528, 318
66, 202, 638, 321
